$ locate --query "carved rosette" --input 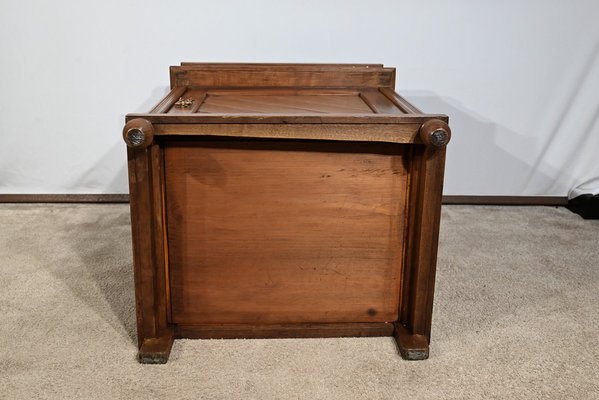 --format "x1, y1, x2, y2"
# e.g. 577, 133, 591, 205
123, 118, 154, 148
